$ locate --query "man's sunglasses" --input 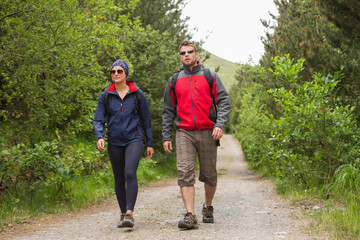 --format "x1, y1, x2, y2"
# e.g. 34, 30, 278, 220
180, 49, 195, 55
110, 69, 124, 75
